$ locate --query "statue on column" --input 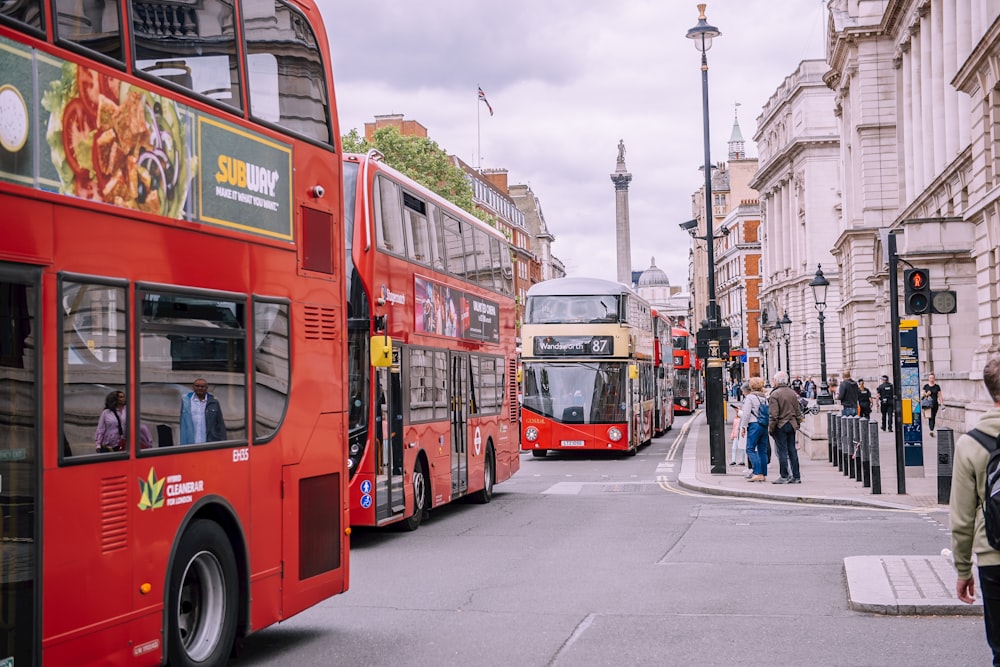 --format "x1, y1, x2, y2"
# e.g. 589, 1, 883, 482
617, 139, 626, 164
